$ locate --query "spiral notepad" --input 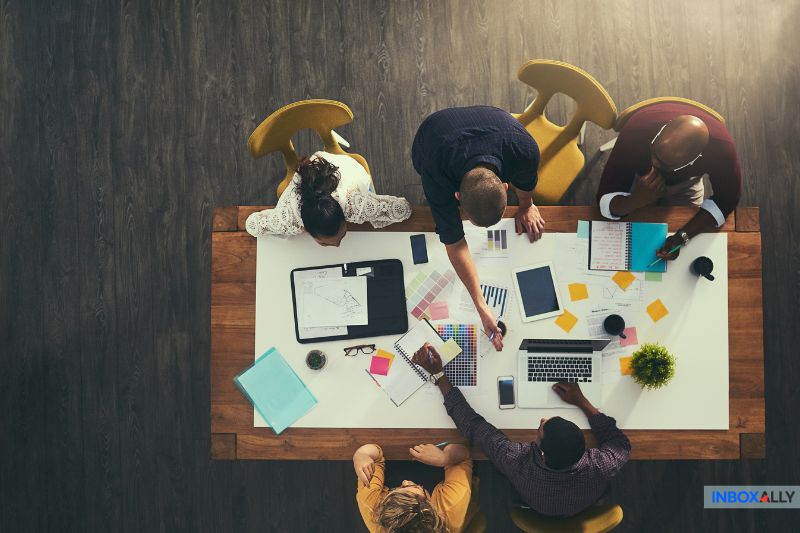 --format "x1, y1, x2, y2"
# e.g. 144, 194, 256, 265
588, 221, 668, 273
366, 320, 461, 406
